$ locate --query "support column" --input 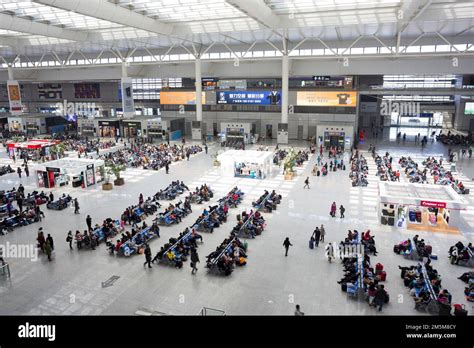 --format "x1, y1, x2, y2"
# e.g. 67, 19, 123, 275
7, 65, 14, 80
121, 61, 128, 78
278, 54, 289, 144
281, 54, 289, 124
192, 57, 204, 141
195, 57, 202, 122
